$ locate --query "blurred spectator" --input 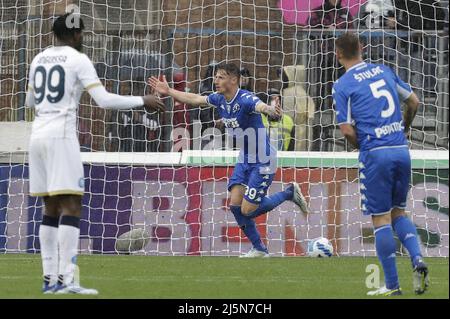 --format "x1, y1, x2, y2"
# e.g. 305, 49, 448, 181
78, 119, 92, 152
259, 88, 295, 151
240, 67, 252, 91
117, 110, 133, 152
199, 61, 217, 95
100, 50, 189, 152
172, 70, 191, 151
197, 61, 225, 149
112, 76, 160, 152
308, 0, 355, 29
279, 65, 315, 151
394, 0, 446, 30
308, 1, 354, 112
116, 105, 159, 152
357, 0, 396, 29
